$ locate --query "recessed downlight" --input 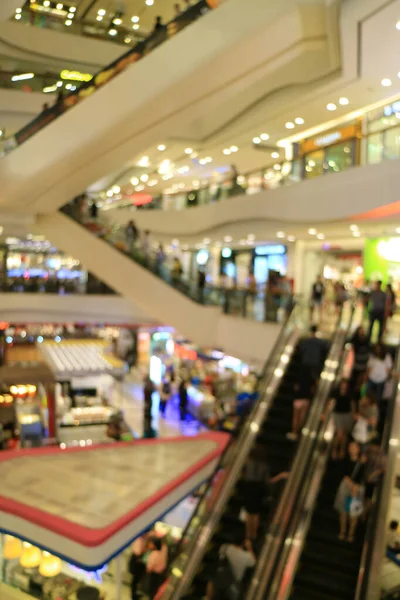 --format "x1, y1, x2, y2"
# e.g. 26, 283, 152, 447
285, 122, 295, 129
327, 103, 337, 111
271, 151, 280, 159
381, 78, 392, 87
308, 228, 317, 235
339, 97, 349, 106
276, 231, 285, 238
260, 133, 269, 141
253, 137, 261, 144
294, 117, 304, 125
